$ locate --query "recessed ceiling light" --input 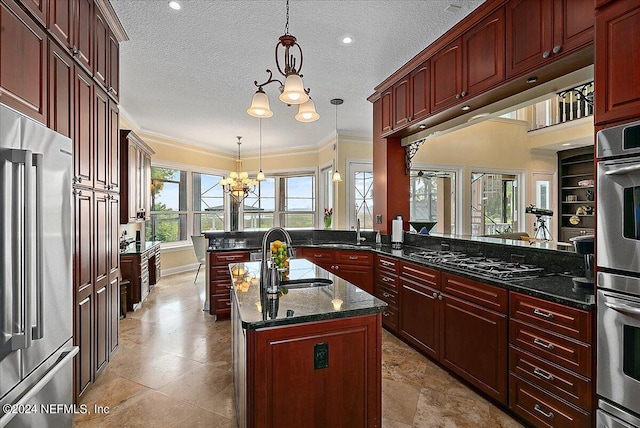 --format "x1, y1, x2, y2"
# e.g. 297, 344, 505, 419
169, 1, 181, 10
562, 143, 571, 146
461, 105, 471, 111
342, 36, 353, 45
526, 76, 538, 84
